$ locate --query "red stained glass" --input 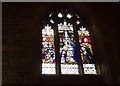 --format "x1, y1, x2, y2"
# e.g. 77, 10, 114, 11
42, 24, 56, 74
78, 26, 97, 74
79, 37, 91, 43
